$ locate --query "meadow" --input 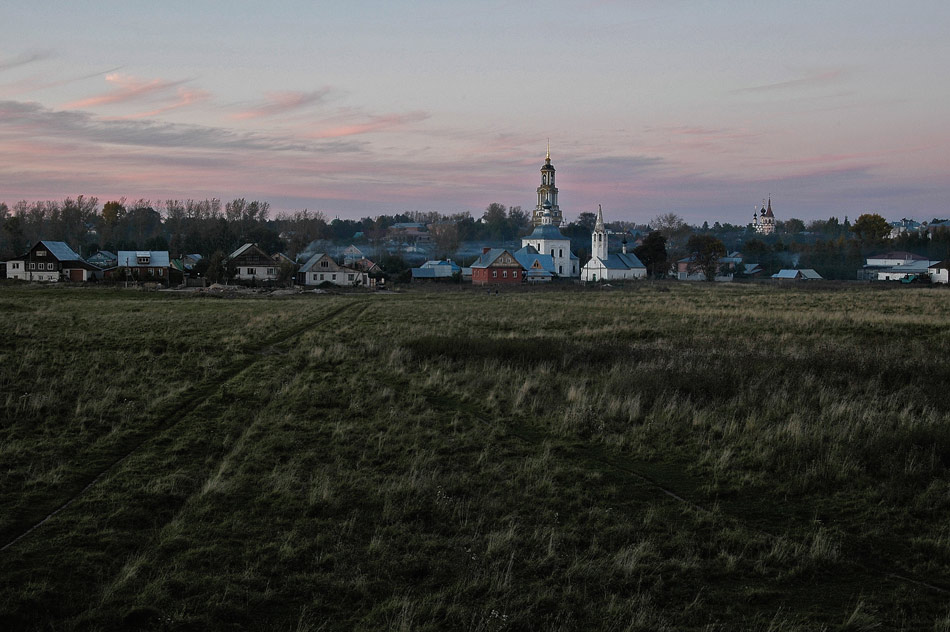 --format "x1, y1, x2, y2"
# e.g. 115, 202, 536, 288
1, 282, 949, 631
